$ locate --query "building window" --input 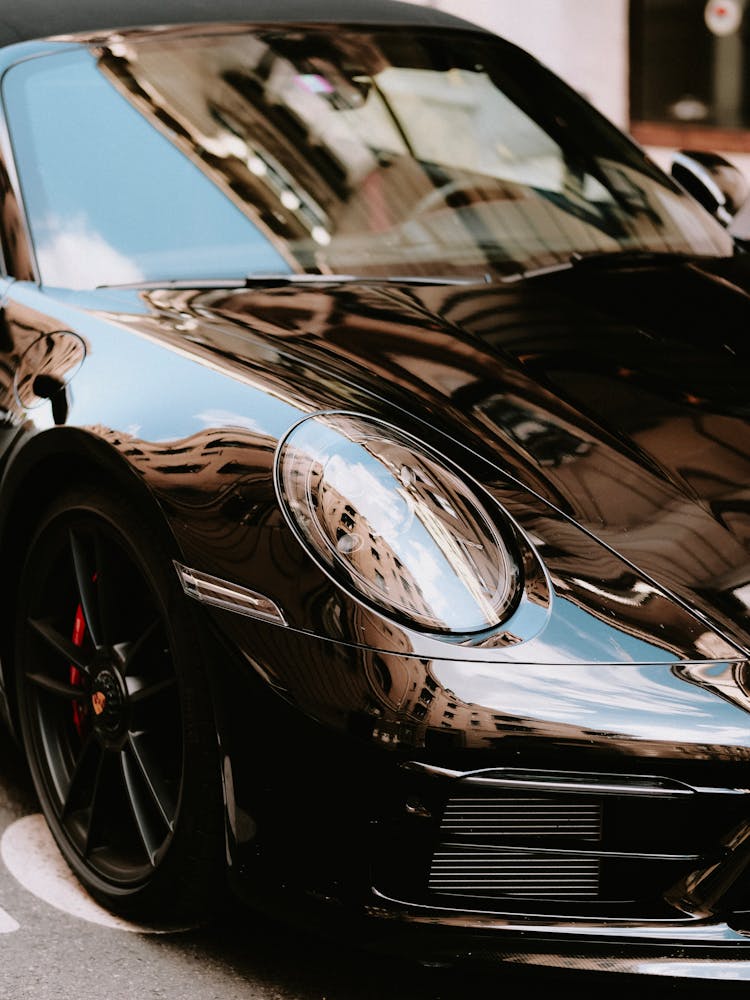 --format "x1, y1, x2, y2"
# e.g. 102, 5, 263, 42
372, 654, 392, 695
